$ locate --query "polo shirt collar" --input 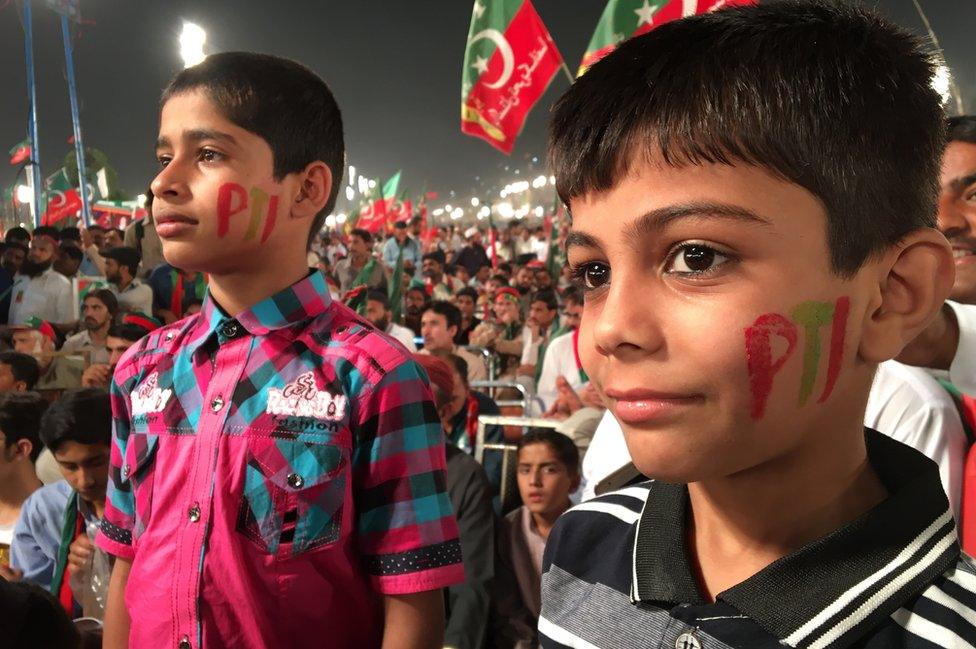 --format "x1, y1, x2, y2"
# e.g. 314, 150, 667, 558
631, 429, 959, 649
190, 271, 332, 351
